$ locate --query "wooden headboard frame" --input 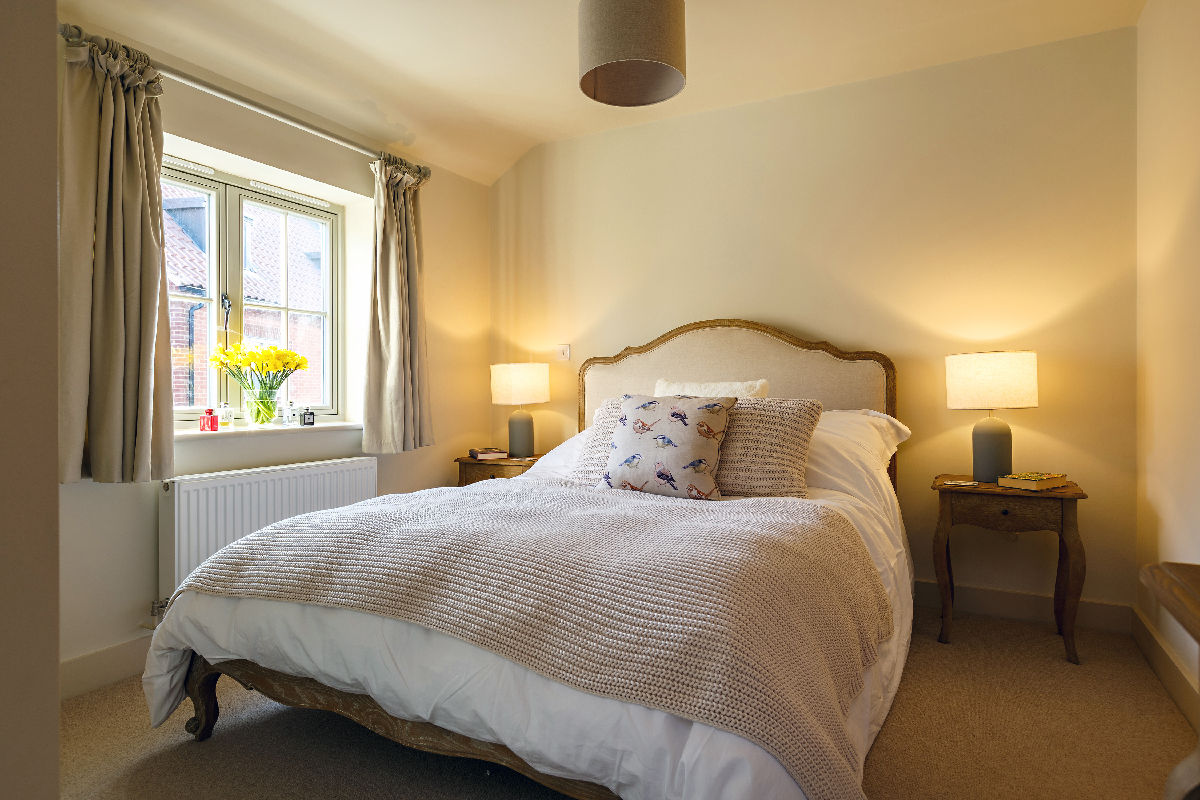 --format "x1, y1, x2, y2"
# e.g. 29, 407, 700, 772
577, 318, 898, 486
